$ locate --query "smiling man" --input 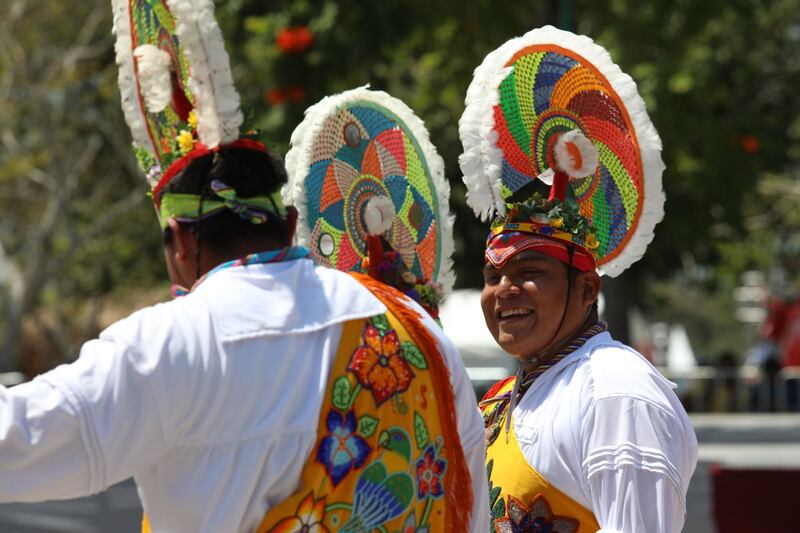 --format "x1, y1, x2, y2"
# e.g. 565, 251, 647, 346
459, 26, 698, 533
